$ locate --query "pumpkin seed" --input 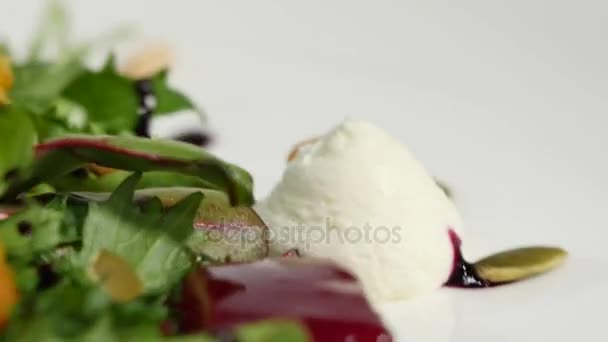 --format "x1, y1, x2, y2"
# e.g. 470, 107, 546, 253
474, 246, 567, 283
89, 249, 143, 303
